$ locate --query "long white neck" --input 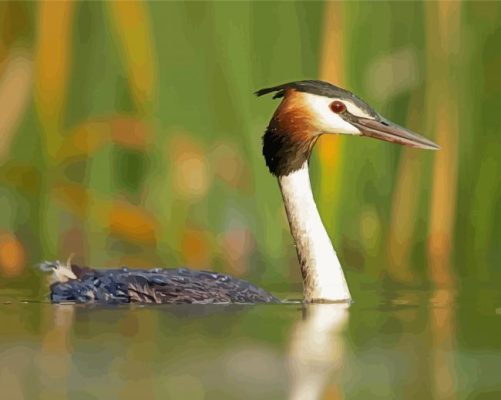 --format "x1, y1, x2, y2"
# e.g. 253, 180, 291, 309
278, 162, 351, 302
